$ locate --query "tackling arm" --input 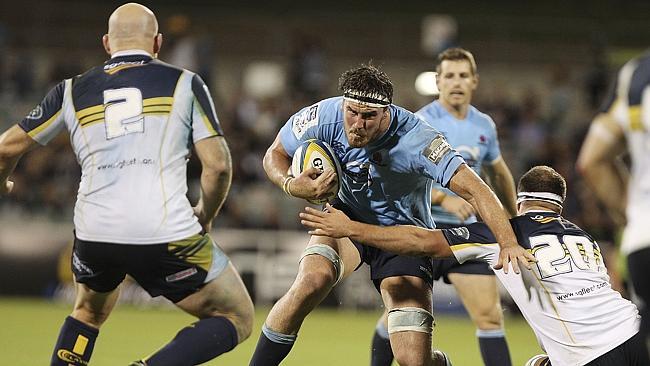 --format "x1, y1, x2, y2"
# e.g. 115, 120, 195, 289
0, 125, 38, 195
299, 204, 453, 258
449, 164, 534, 273
193, 136, 232, 232
483, 157, 517, 218
576, 113, 628, 226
